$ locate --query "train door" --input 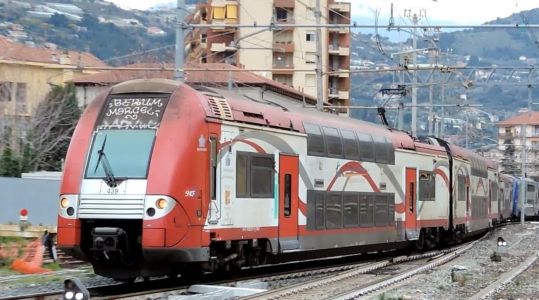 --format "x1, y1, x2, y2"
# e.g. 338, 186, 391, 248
405, 168, 418, 239
278, 153, 299, 250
